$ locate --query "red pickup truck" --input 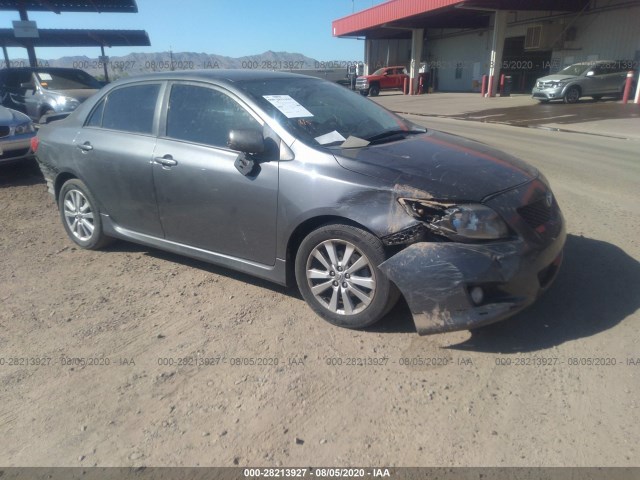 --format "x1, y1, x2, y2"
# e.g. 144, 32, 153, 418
355, 66, 408, 96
